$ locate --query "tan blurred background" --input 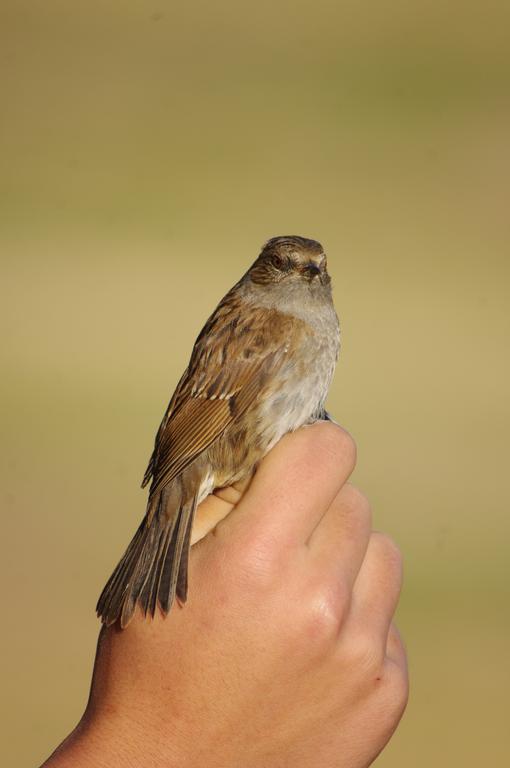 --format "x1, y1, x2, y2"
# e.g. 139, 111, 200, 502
2, 1, 509, 764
